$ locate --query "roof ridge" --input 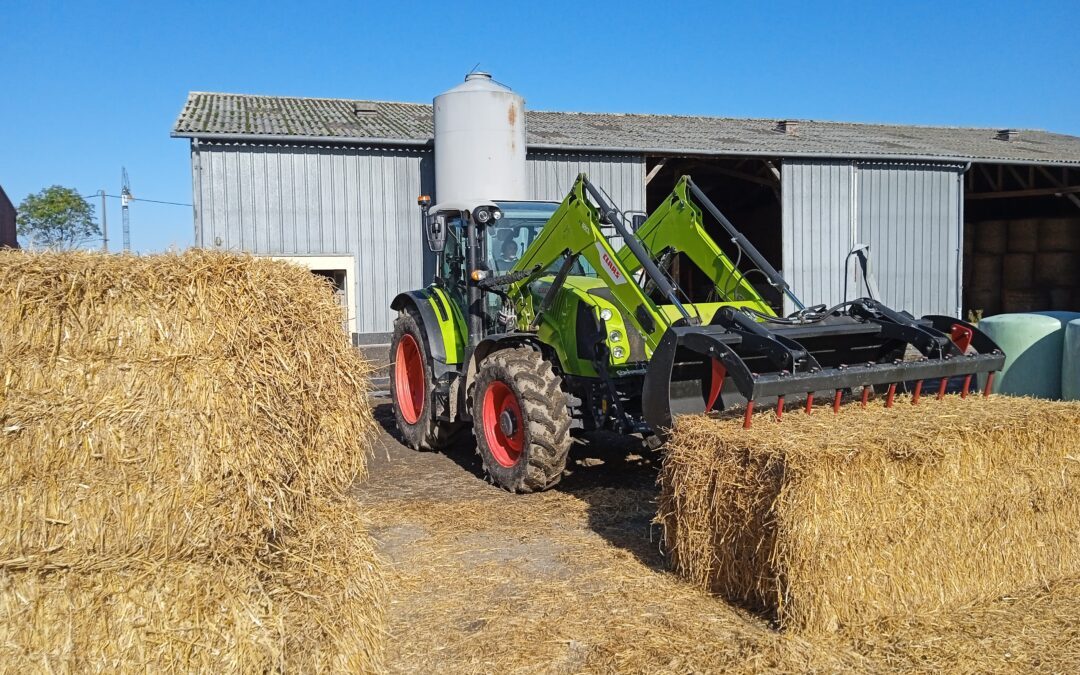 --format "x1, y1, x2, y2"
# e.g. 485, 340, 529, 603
528, 108, 1048, 134
187, 91, 431, 106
